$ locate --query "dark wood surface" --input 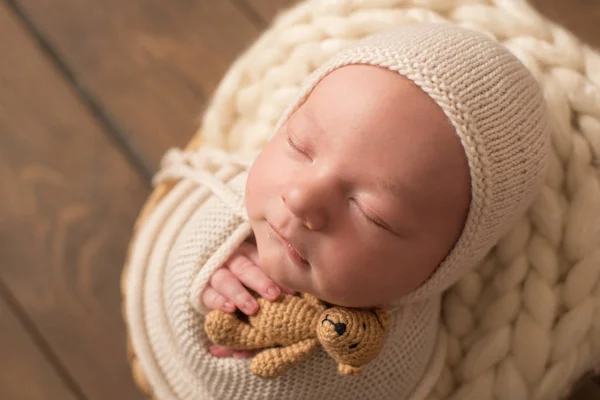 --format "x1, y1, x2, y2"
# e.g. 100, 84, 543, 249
0, 1, 598, 399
